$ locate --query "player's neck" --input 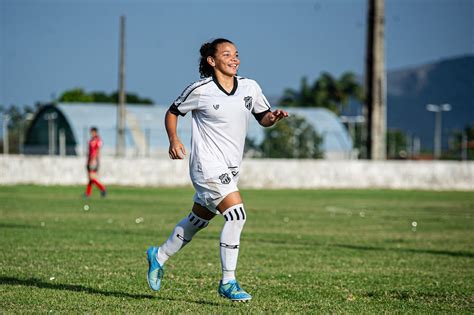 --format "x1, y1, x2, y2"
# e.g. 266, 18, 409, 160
213, 72, 235, 93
